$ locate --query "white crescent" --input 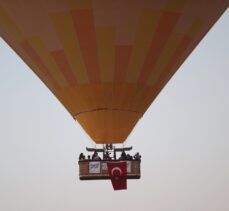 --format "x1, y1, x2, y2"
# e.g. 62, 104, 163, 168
111, 167, 122, 176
